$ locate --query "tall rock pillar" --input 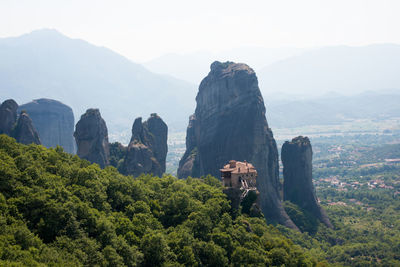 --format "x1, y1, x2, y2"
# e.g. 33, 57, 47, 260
0, 99, 18, 135
121, 113, 168, 177
282, 136, 333, 228
178, 61, 298, 230
74, 109, 110, 168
